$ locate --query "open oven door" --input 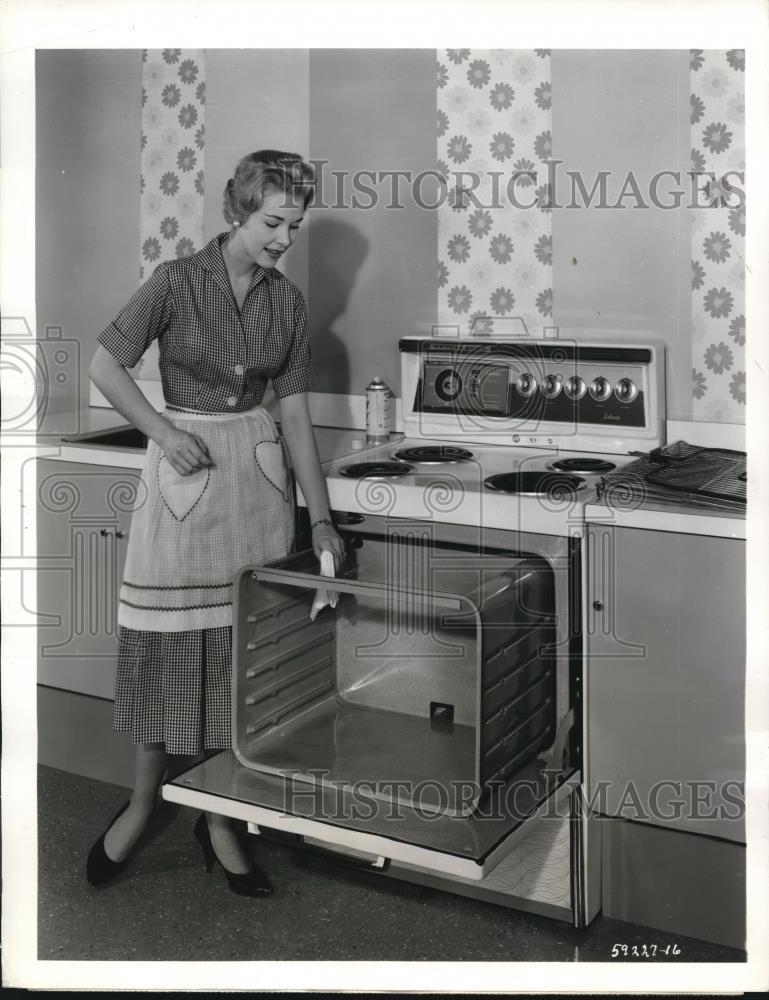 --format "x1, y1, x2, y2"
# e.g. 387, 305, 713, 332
165, 751, 580, 922
163, 537, 583, 924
